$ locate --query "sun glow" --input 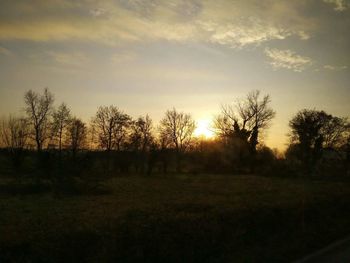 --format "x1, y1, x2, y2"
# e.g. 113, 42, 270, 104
194, 119, 215, 139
